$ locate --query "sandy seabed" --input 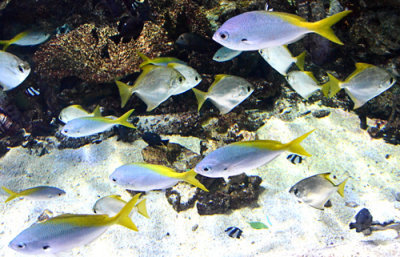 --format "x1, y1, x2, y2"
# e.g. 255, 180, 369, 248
0, 103, 399, 257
